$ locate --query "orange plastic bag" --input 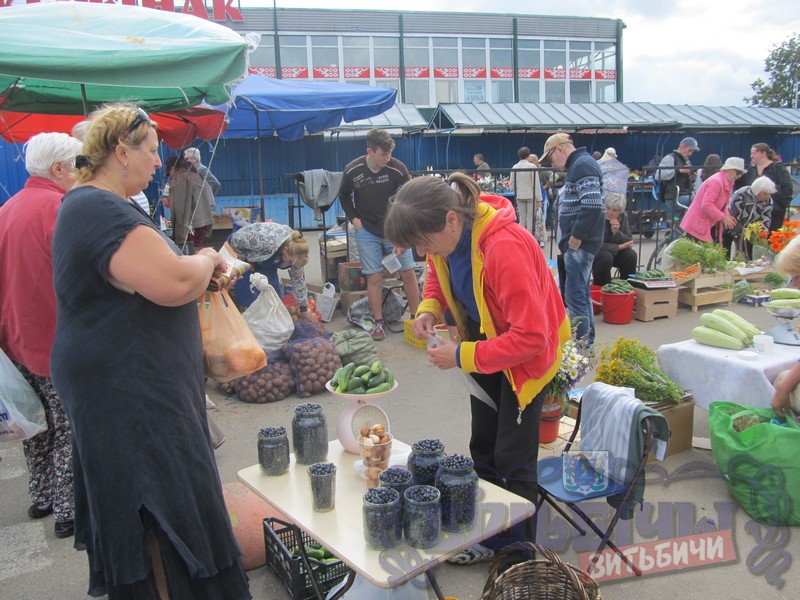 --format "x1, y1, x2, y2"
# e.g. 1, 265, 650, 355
199, 289, 267, 382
